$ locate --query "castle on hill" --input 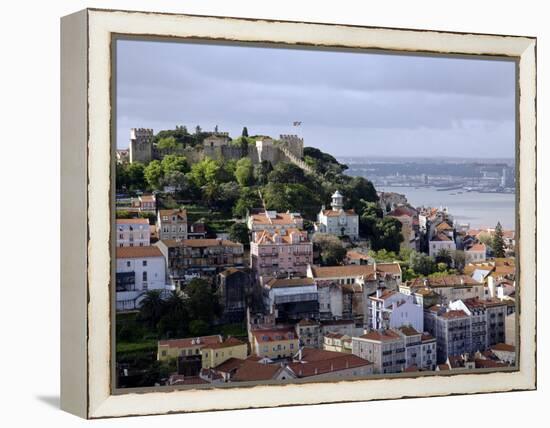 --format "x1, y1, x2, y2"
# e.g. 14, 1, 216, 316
126, 127, 305, 168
